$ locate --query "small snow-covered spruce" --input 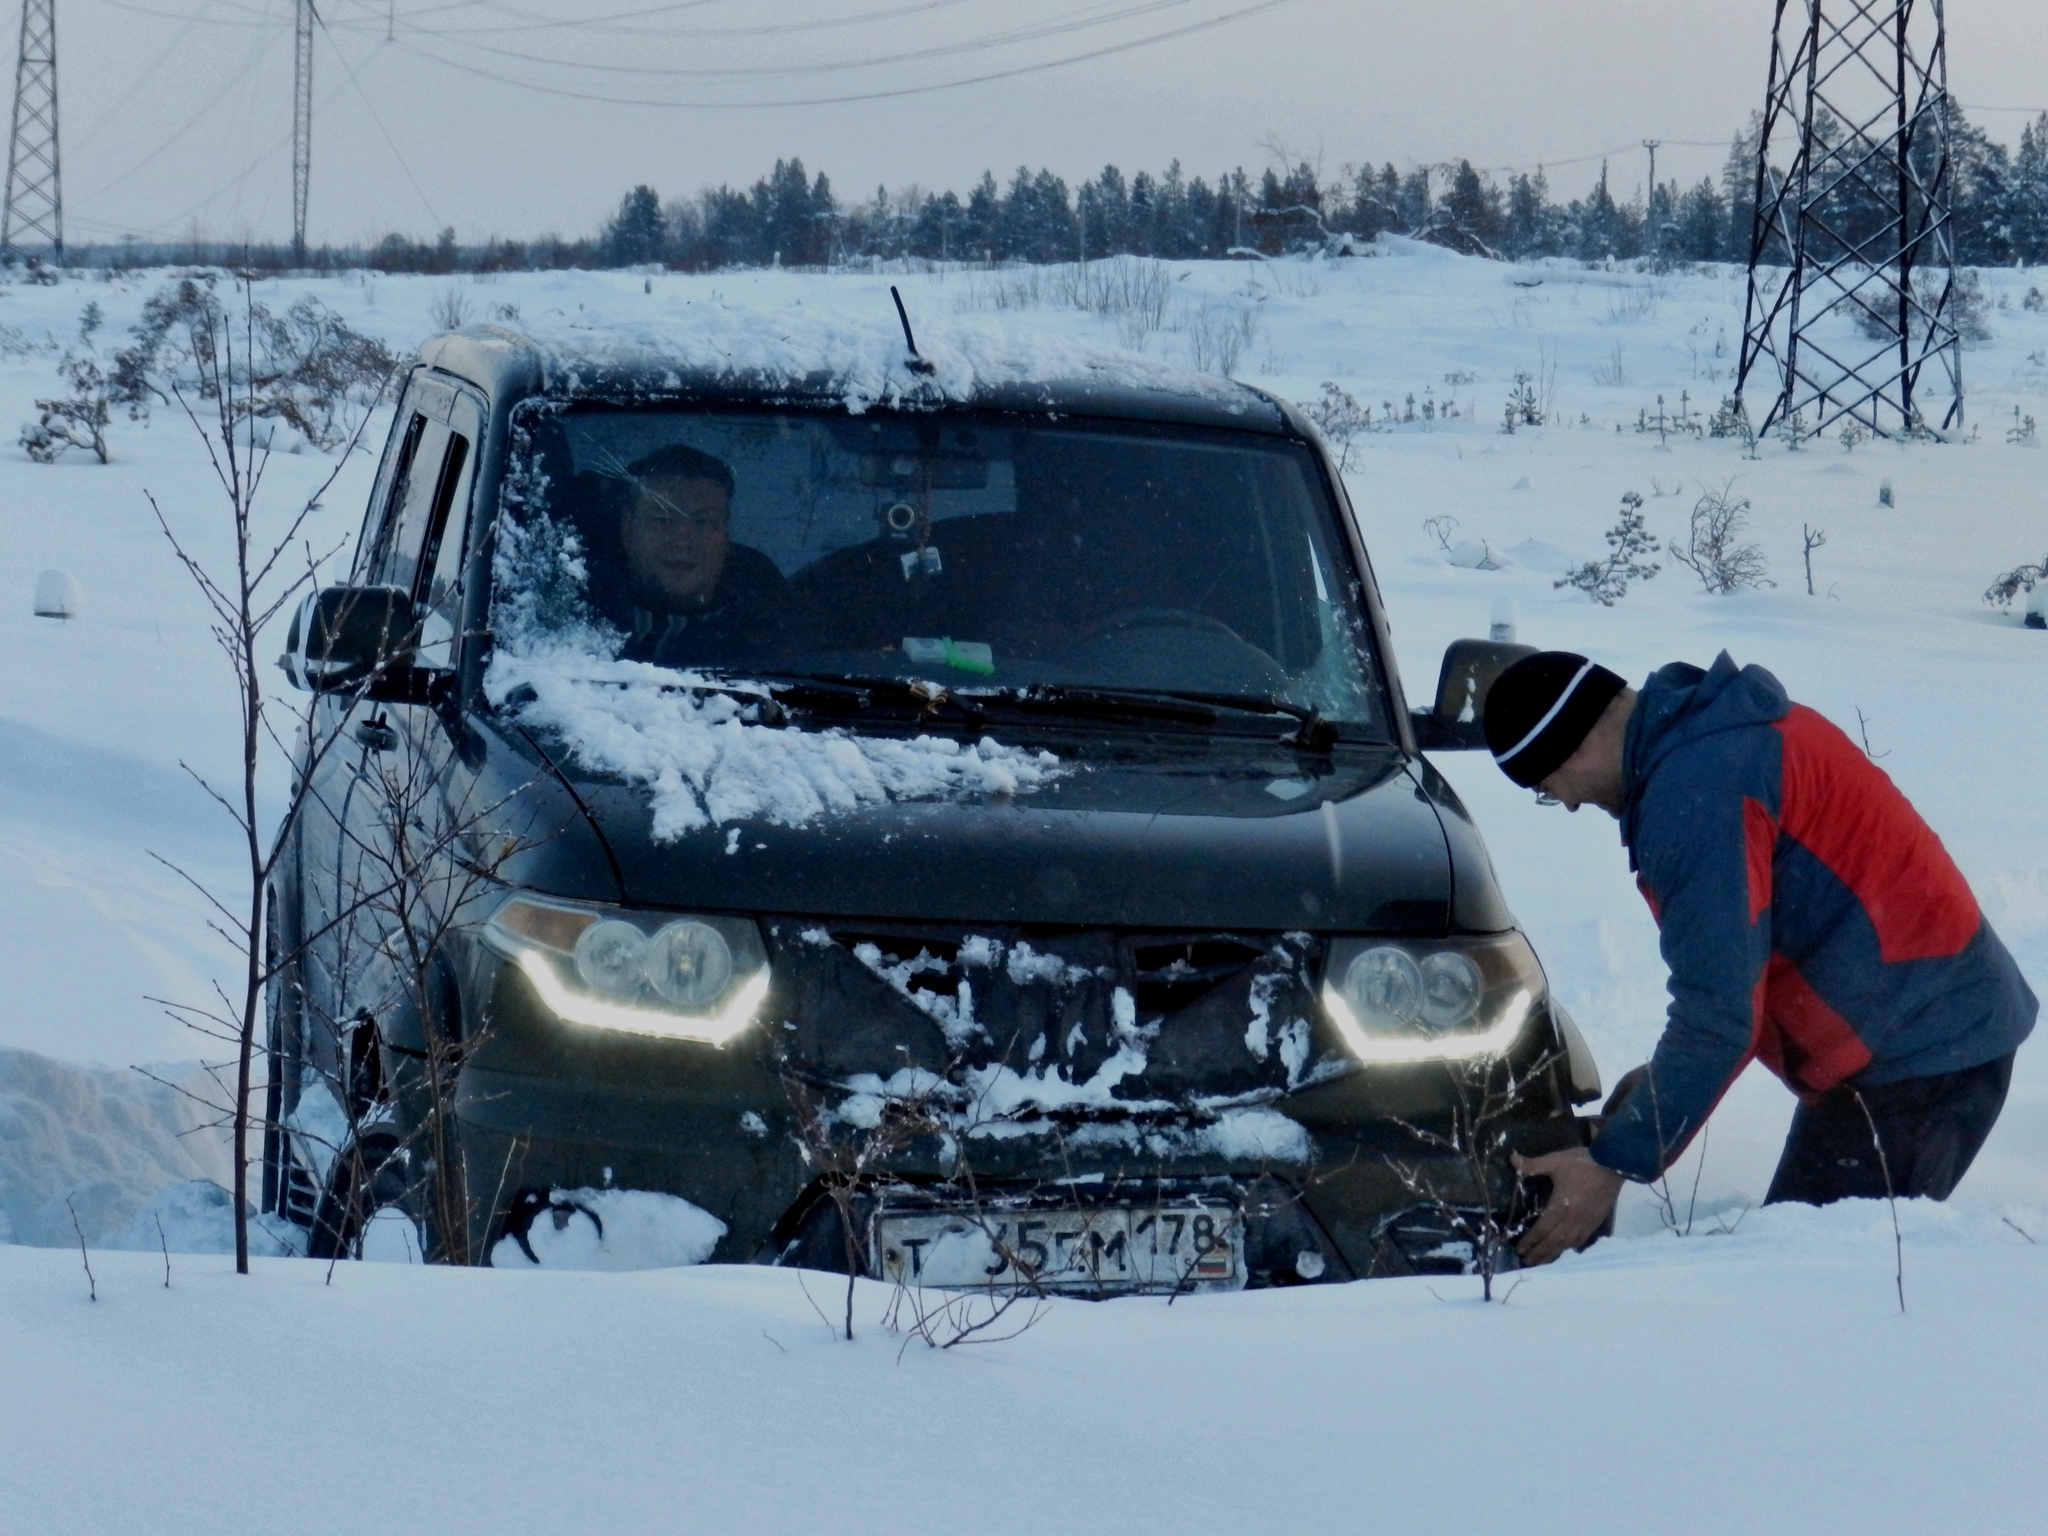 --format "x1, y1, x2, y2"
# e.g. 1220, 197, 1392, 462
1555, 491, 1660, 606
1500, 371, 1542, 433
21, 302, 113, 464
1669, 481, 1771, 595
2007, 408, 2036, 445
1707, 394, 1752, 445
1302, 381, 1371, 469
1773, 407, 1811, 451
1839, 418, 1870, 451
